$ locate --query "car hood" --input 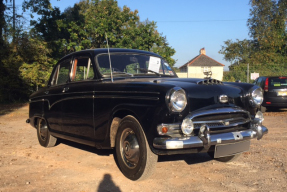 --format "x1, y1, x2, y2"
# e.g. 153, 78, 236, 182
111, 77, 253, 111
161, 78, 250, 110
